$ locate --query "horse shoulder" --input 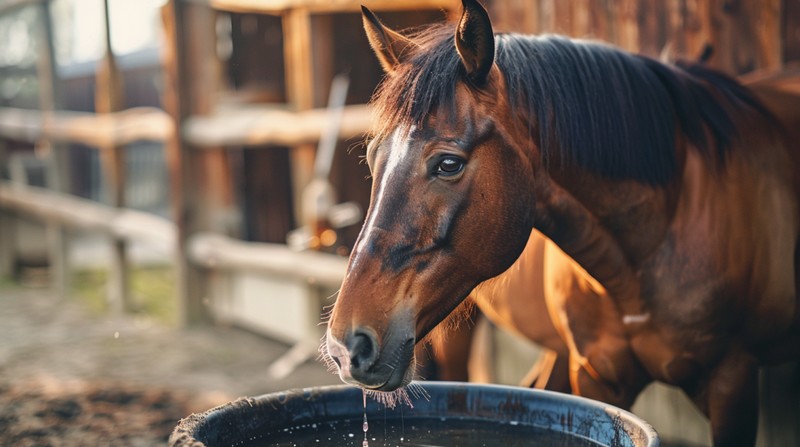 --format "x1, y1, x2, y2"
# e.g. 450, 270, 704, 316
652, 143, 799, 347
